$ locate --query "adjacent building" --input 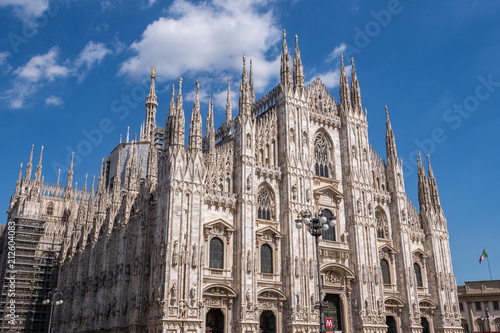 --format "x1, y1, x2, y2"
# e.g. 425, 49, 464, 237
0, 31, 463, 333
458, 280, 500, 332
